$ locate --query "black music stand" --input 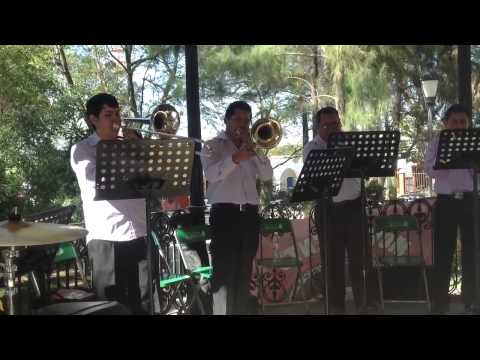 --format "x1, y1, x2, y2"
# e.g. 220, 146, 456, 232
94, 138, 195, 315
434, 129, 480, 313
328, 130, 400, 309
290, 148, 354, 315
